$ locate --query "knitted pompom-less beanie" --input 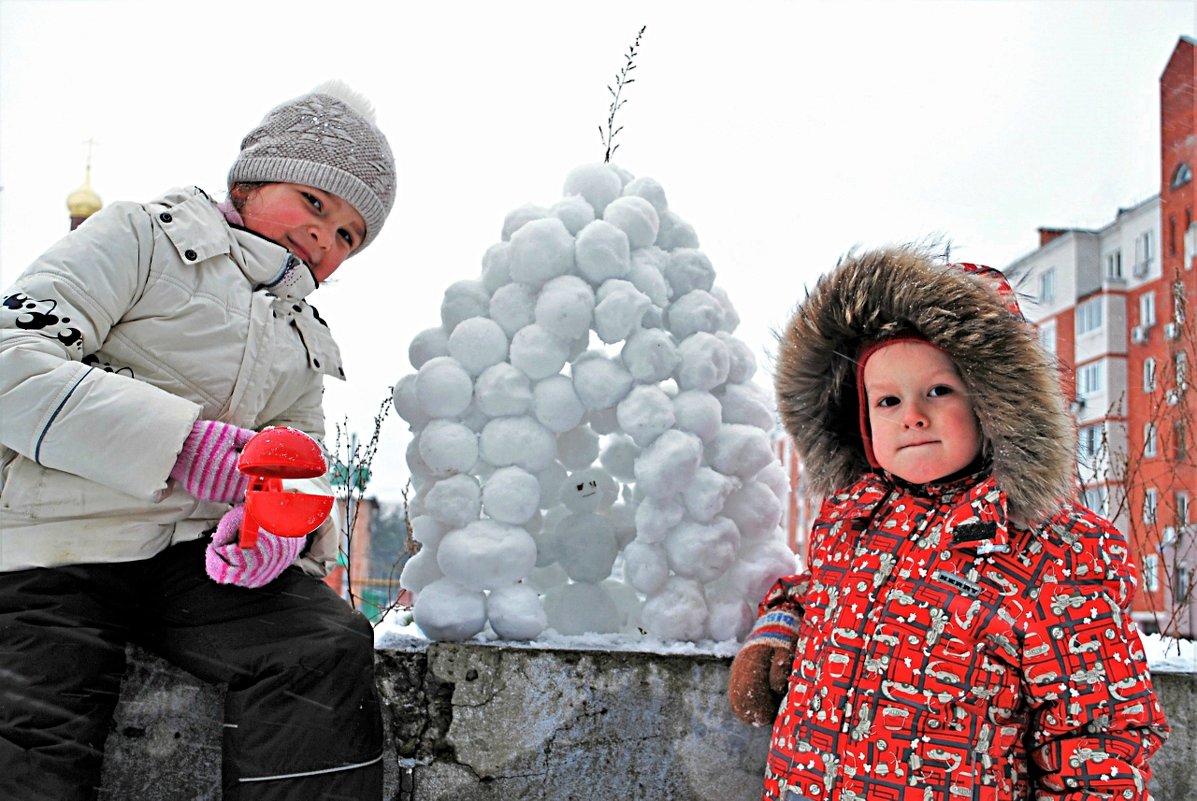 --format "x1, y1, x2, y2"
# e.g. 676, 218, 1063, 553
228, 80, 396, 252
